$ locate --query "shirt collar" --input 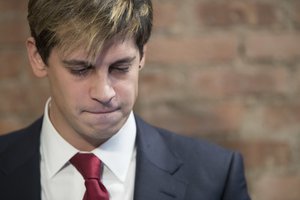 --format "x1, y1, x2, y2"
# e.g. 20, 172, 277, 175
92, 112, 136, 182
40, 98, 137, 182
